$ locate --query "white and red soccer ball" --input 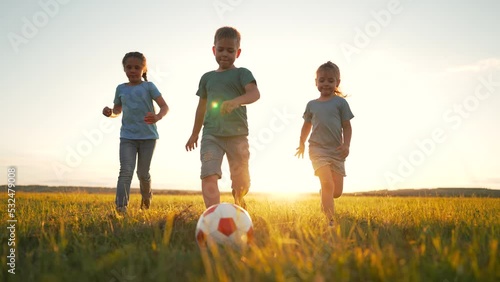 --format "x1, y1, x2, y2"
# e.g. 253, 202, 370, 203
196, 203, 253, 247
